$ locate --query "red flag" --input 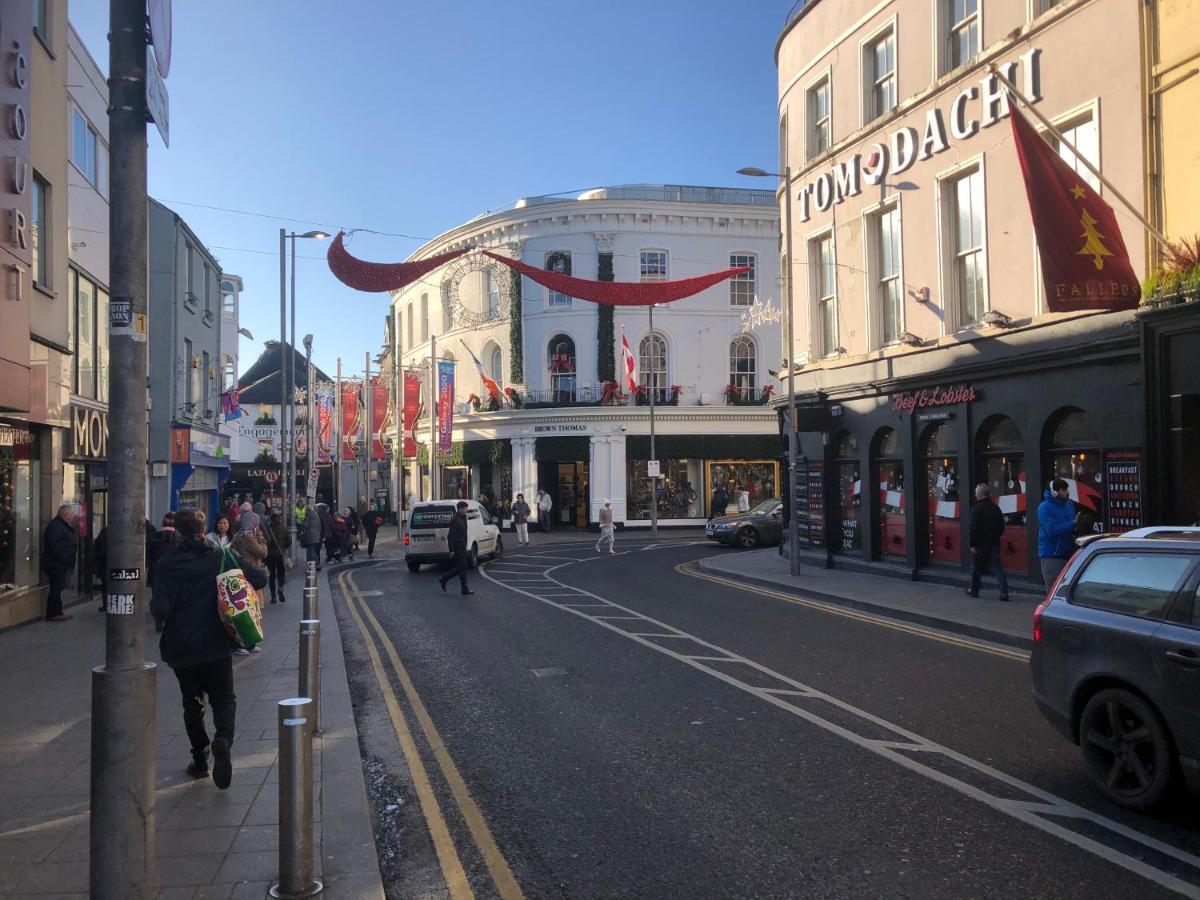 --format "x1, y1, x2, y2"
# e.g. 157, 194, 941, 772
620, 328, 636, 392
1009, 107, 1140, 311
